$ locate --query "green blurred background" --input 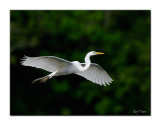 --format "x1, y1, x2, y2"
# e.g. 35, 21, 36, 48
10, 10, 150, 115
